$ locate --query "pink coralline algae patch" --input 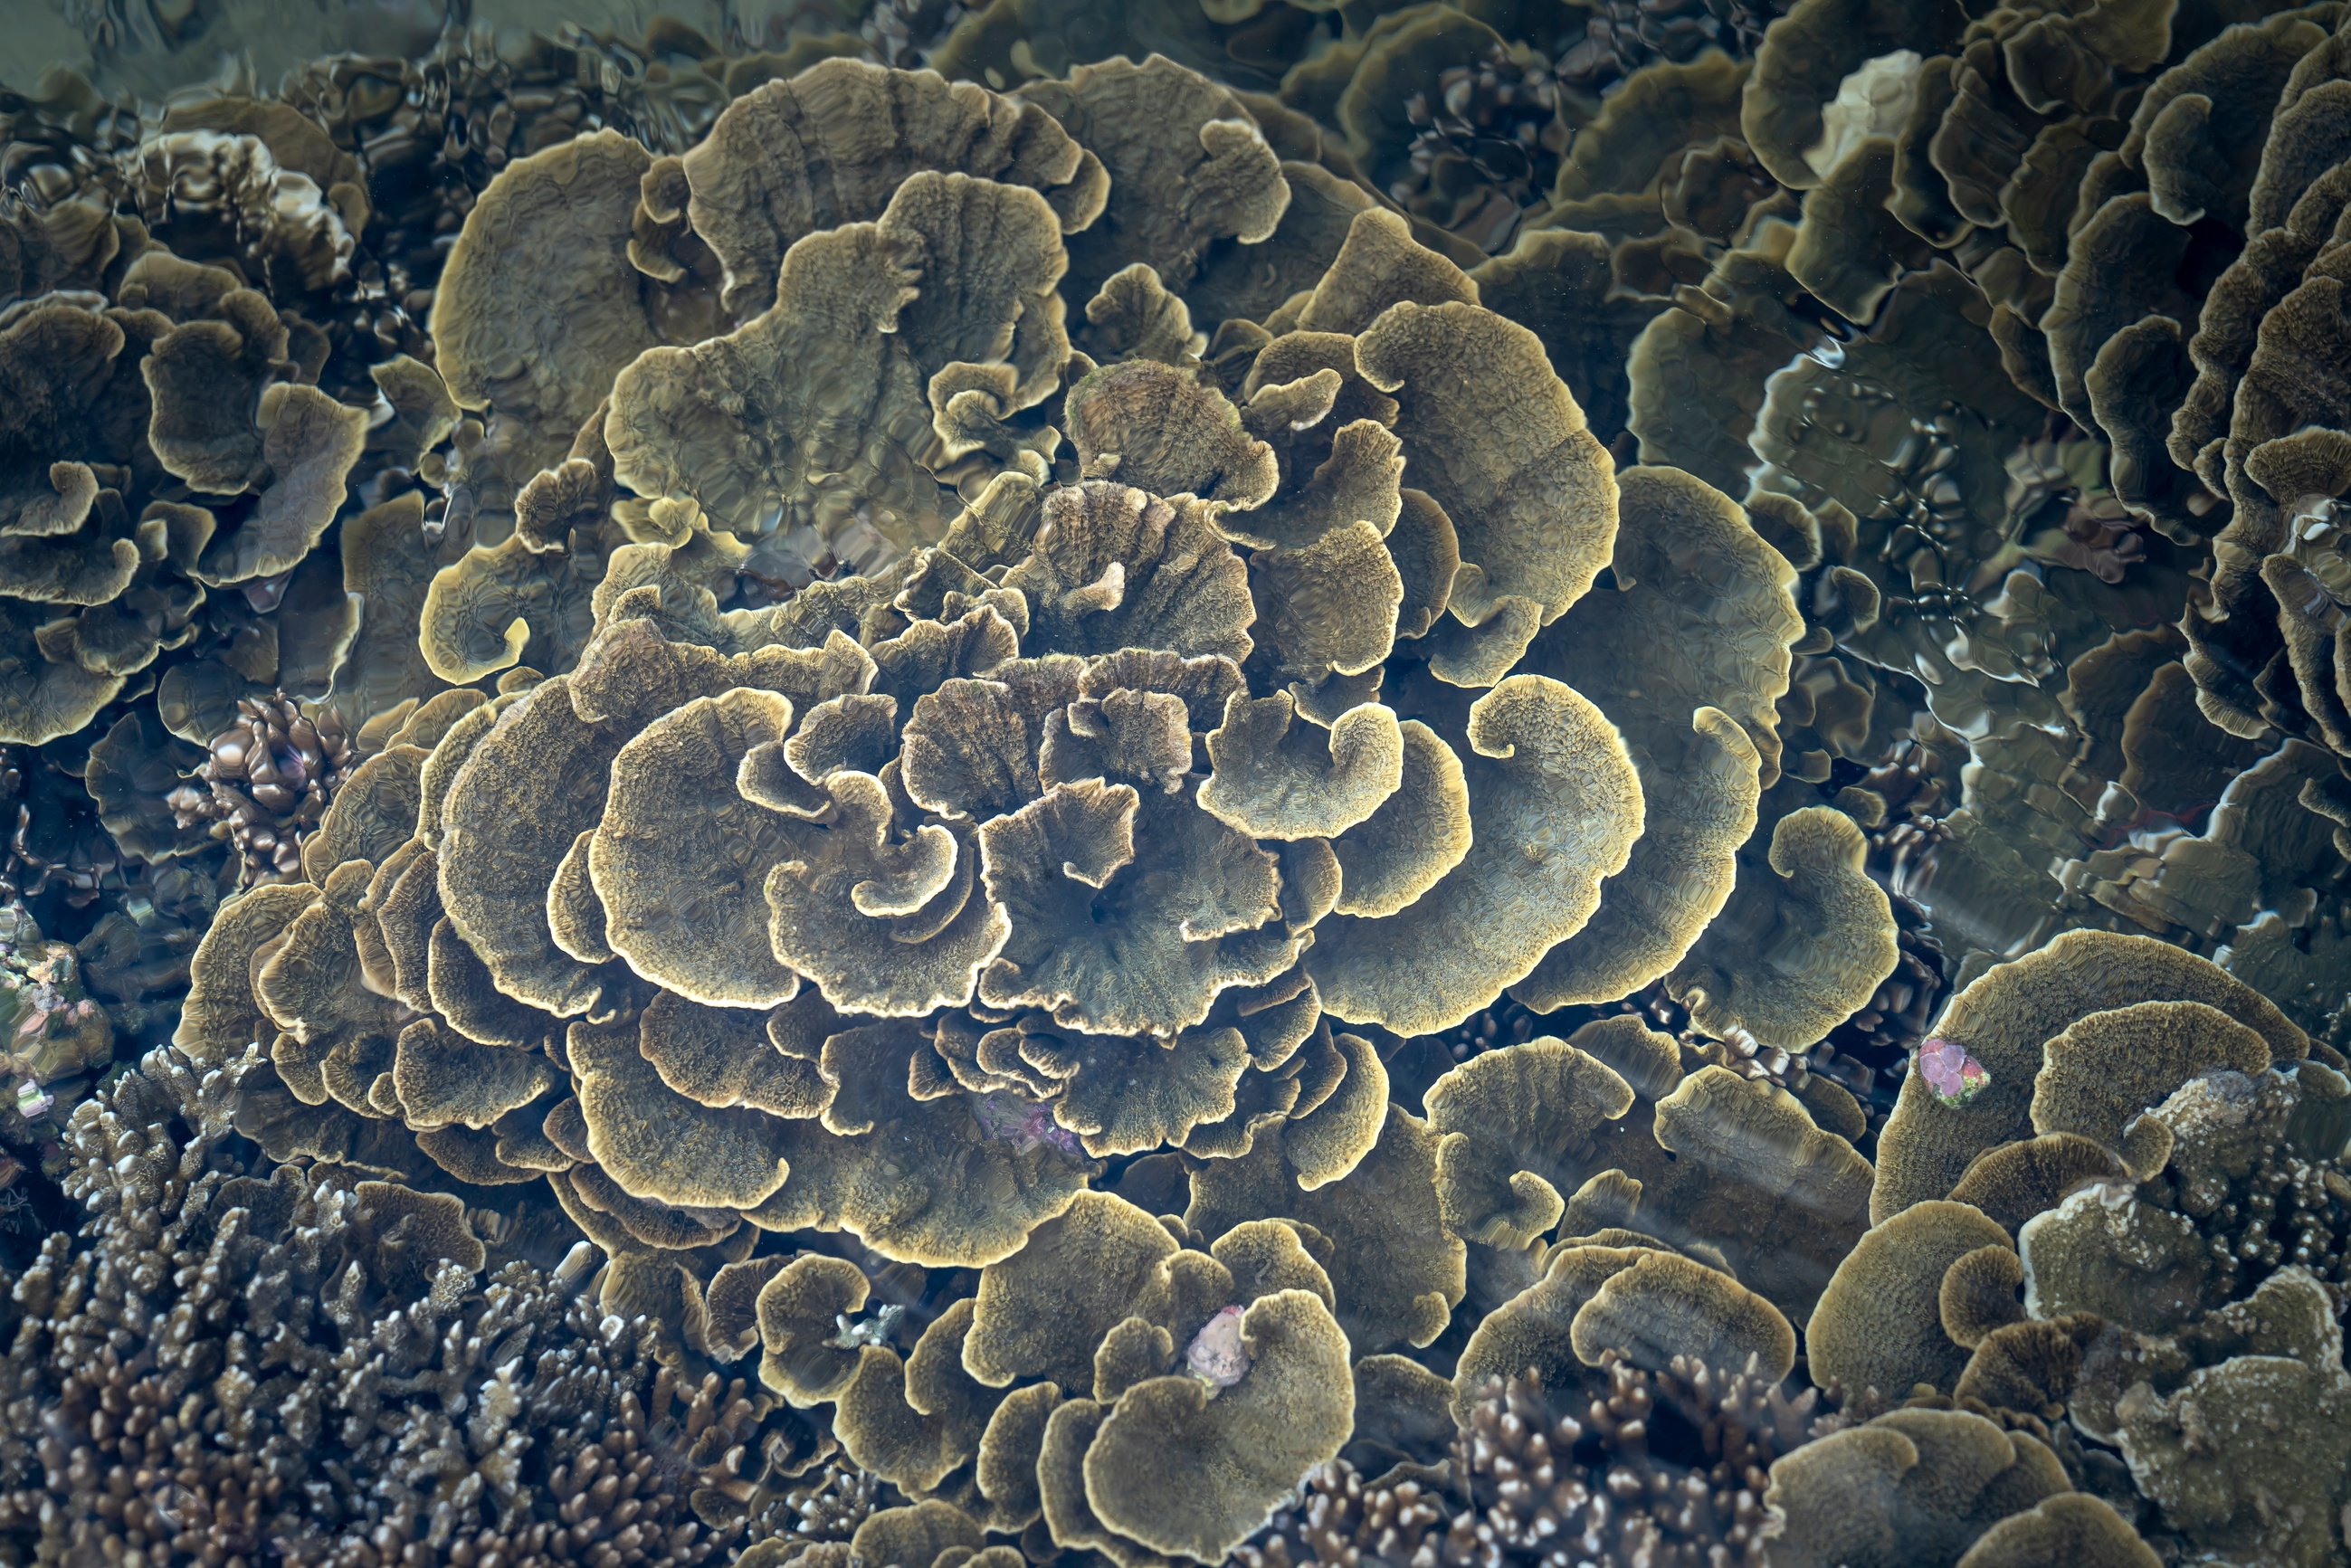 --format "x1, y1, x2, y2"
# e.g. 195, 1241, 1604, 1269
1918, 1038, 1991, 1107
971, 1091, 1085, 1157
1185, 1304, 1251, 1389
